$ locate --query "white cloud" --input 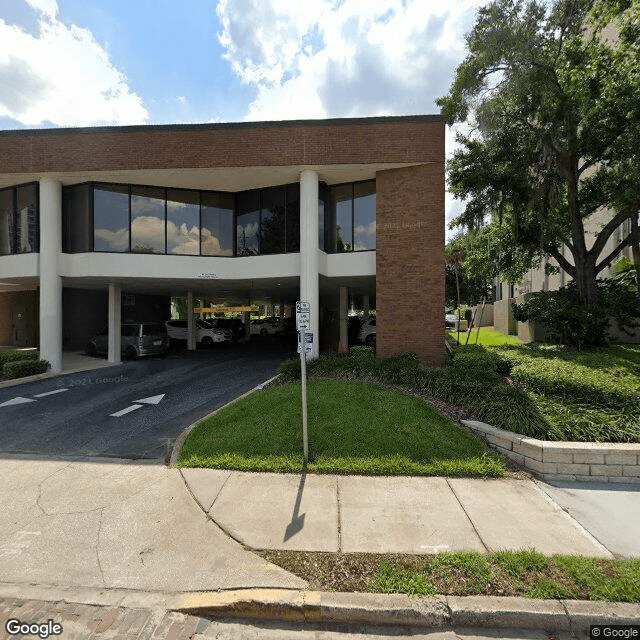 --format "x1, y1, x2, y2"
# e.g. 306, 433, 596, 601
0, 1, 148, 127
23, 0, 57, 19
216, 0, 483, 121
